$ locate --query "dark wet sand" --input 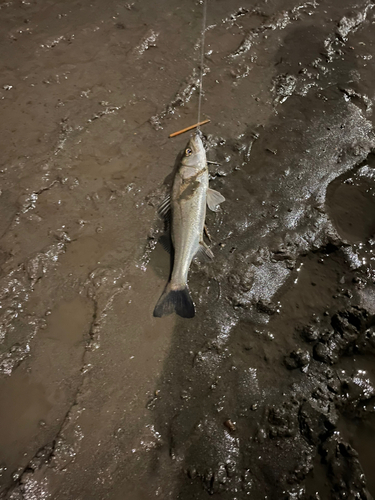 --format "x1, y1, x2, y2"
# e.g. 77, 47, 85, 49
1, 0, 375, 498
